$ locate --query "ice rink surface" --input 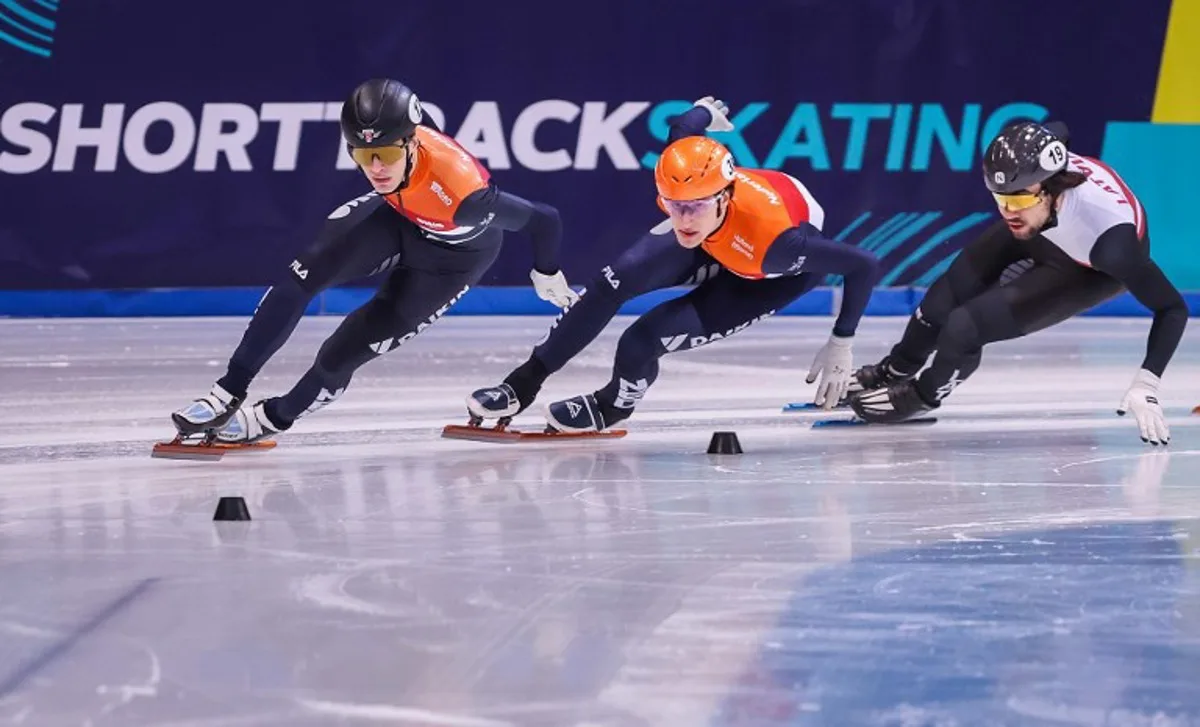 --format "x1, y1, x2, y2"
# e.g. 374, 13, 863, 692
2, 314, 1200, 726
